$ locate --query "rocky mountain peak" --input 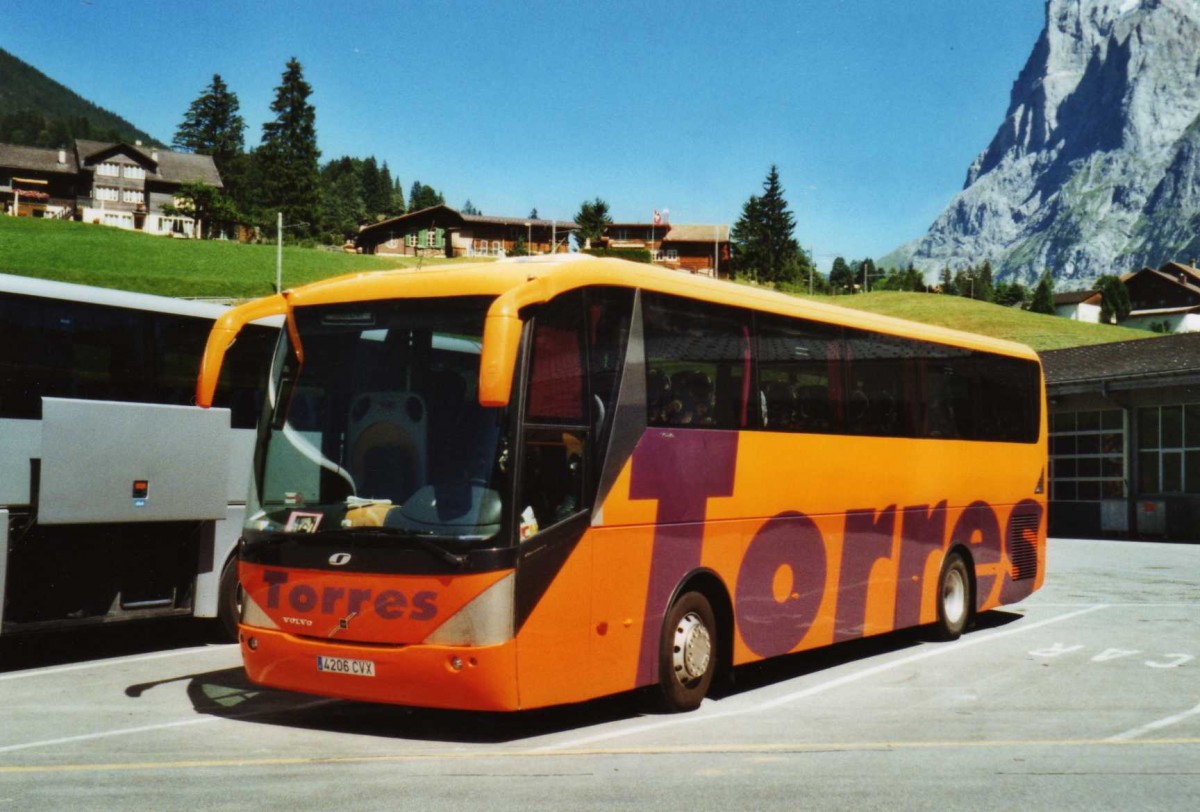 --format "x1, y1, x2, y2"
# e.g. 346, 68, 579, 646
890, 0, 1200, 288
